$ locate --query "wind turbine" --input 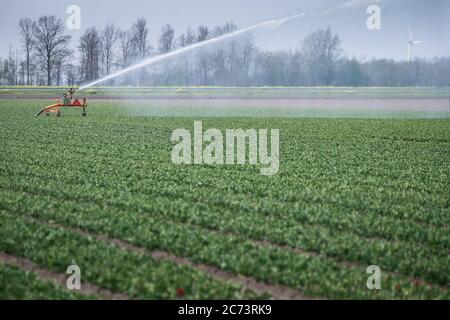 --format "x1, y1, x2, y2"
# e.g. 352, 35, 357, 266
408, 27, 422, 62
